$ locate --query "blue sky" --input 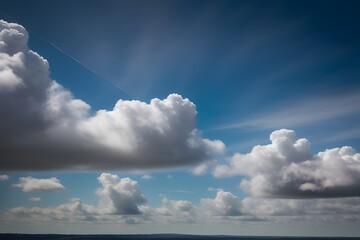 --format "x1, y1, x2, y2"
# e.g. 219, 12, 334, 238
0, 0, 360, 236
